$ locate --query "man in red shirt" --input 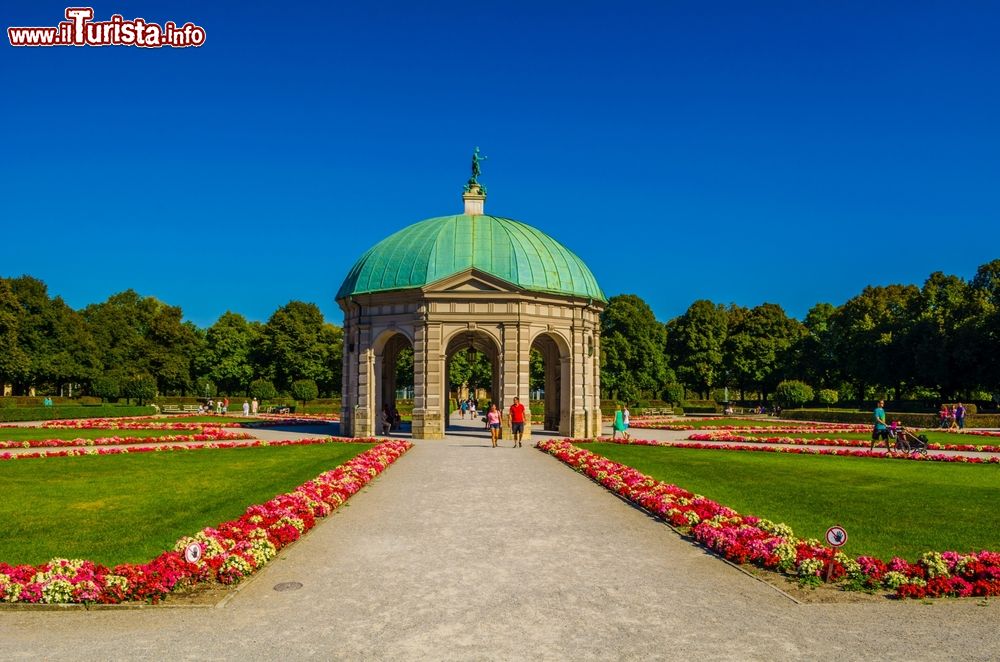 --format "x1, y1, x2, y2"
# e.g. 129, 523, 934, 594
509, 397, 528, 448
